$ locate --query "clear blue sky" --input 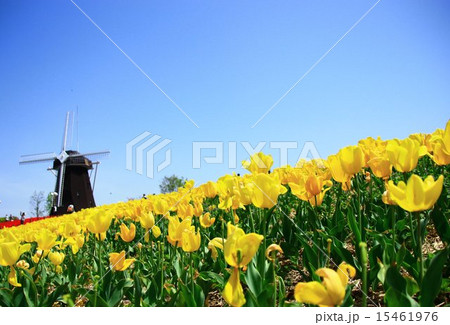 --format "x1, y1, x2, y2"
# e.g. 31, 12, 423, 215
0, 0, 449, 217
